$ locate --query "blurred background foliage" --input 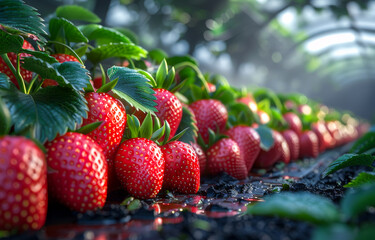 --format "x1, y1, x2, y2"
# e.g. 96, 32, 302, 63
26, 0, 375, 121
